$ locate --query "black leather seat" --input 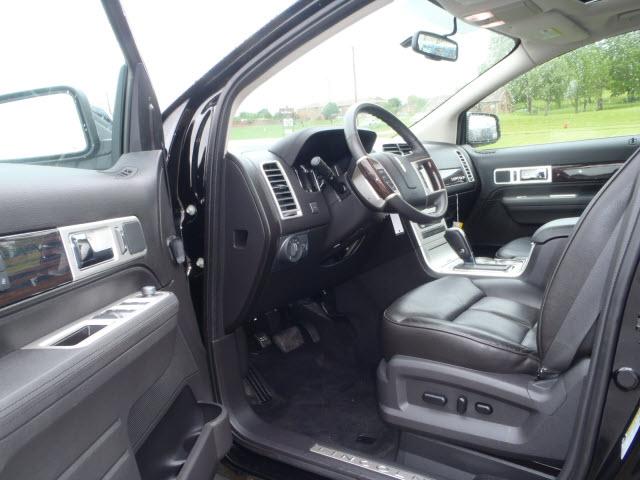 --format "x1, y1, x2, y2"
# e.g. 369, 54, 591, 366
383, 147, 640, 377
495, 237, 531, 259
383, 276, 542, 374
